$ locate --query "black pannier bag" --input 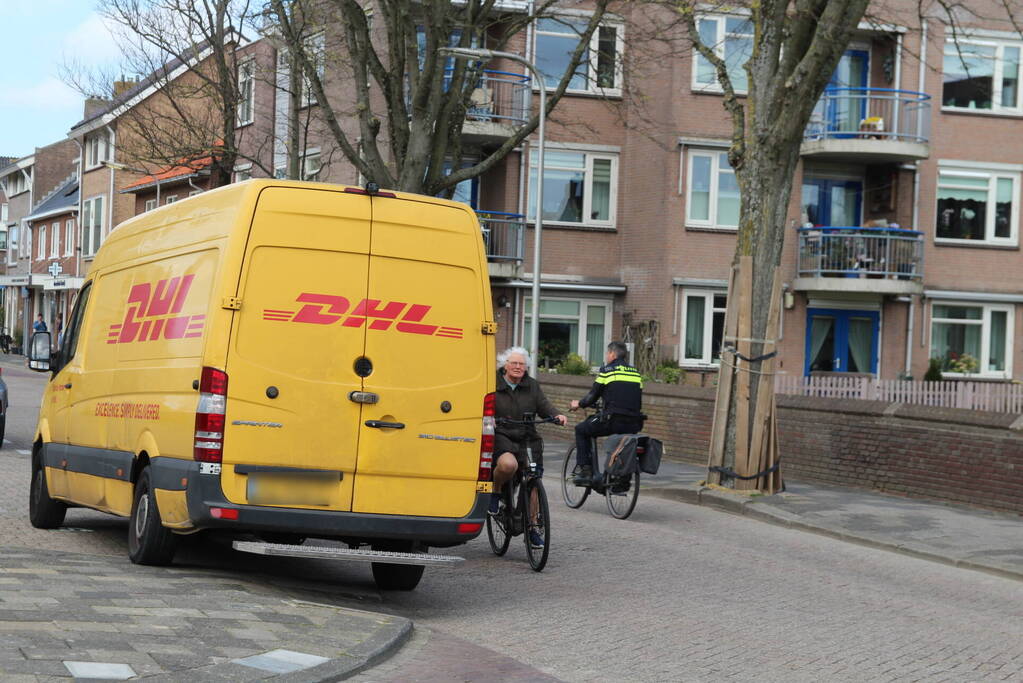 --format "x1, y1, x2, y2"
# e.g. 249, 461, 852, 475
603, 433, 664, 478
